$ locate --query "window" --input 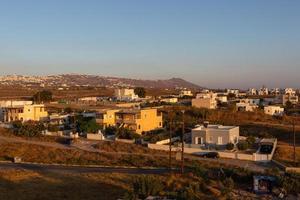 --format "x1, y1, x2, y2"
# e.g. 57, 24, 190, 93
194, 137, 198, 144
138, 125, 141, 129
217, 137, 223, 145
159, 122, 162, 126
199, 137, 204, 144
